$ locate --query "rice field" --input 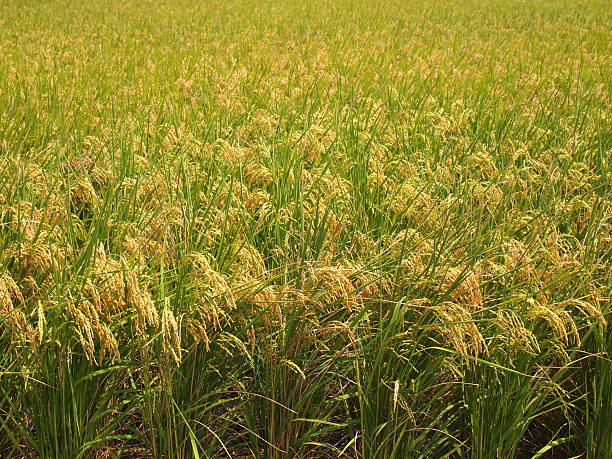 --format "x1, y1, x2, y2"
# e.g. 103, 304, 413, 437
0, 0, 610, 457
